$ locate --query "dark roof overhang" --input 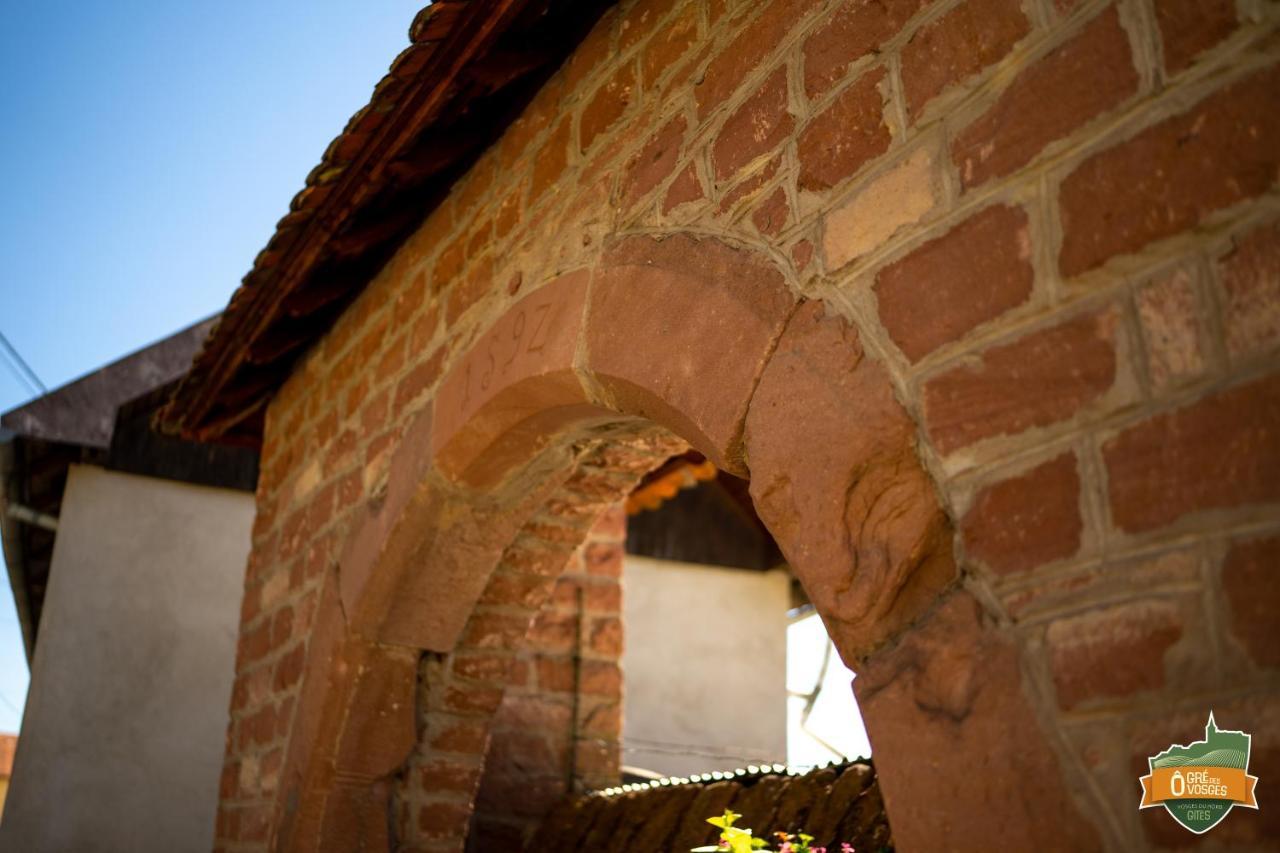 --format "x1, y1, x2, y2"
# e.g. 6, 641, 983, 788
159, 0, 618, 444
